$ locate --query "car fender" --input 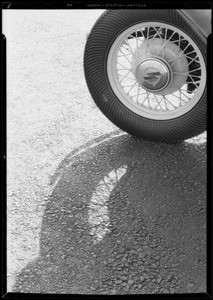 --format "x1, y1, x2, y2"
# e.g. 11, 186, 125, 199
178, 9, 211, 43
